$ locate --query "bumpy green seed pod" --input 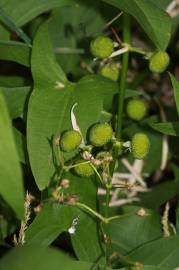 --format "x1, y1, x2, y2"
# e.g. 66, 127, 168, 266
149, 51, 169, 73
96, 151, 111, 160
74, 160, 94, 177
60, 130, 82, 152
90, 36, 114, 59
89, 123, 113, 147
100, 63, 119, 81
131, 133, 150, 159
126, 99, 147, 121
